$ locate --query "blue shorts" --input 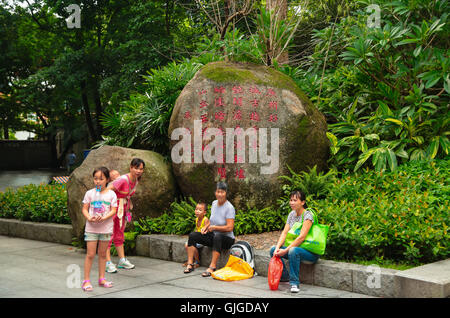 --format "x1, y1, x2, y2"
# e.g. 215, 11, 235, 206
84, 232, 112, 242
